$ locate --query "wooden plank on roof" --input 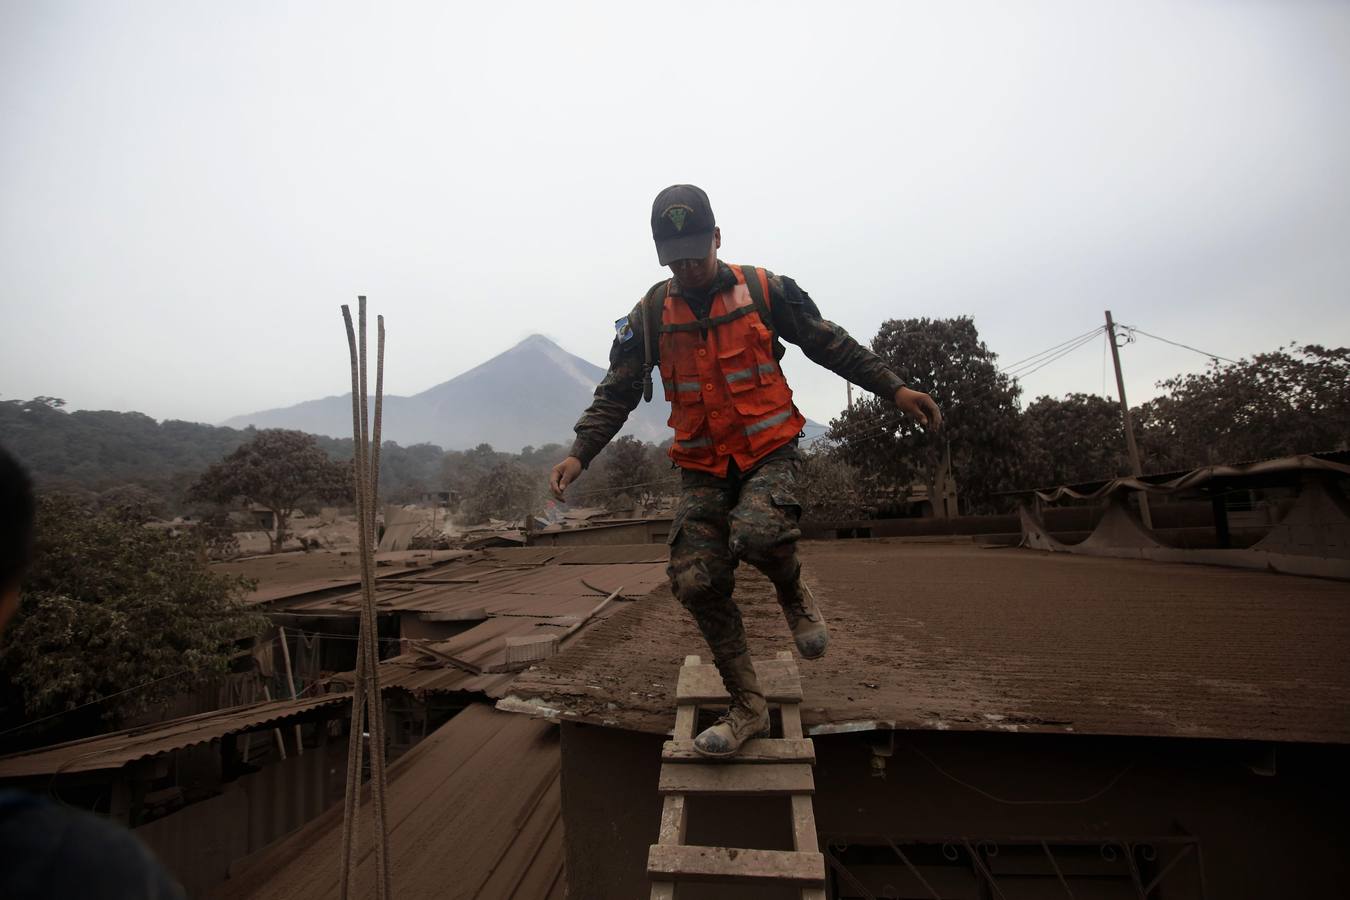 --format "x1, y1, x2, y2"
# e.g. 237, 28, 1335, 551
646, 845, 825, 885
658, 762, 814, 796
